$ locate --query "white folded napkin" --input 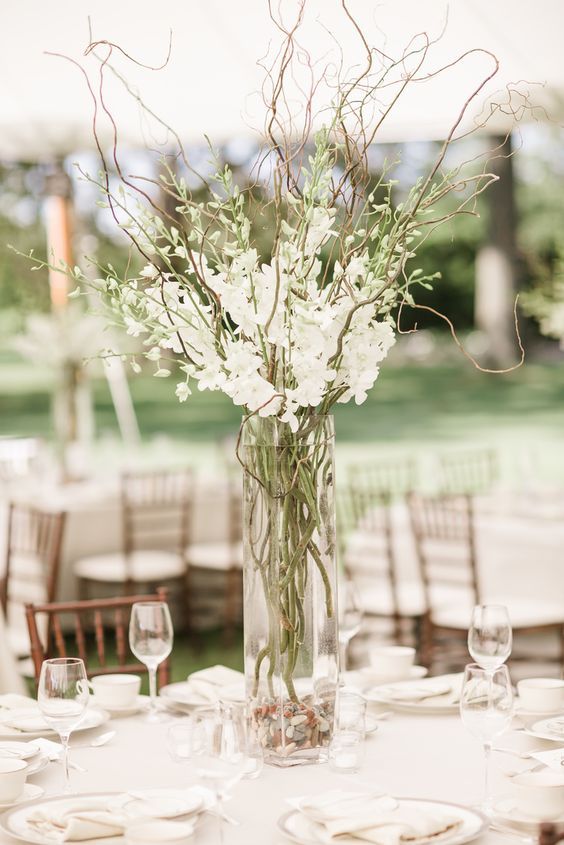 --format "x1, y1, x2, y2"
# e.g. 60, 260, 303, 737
184, 665, 245, 704
290, 791, 463, 845
28, 798, 127, 842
